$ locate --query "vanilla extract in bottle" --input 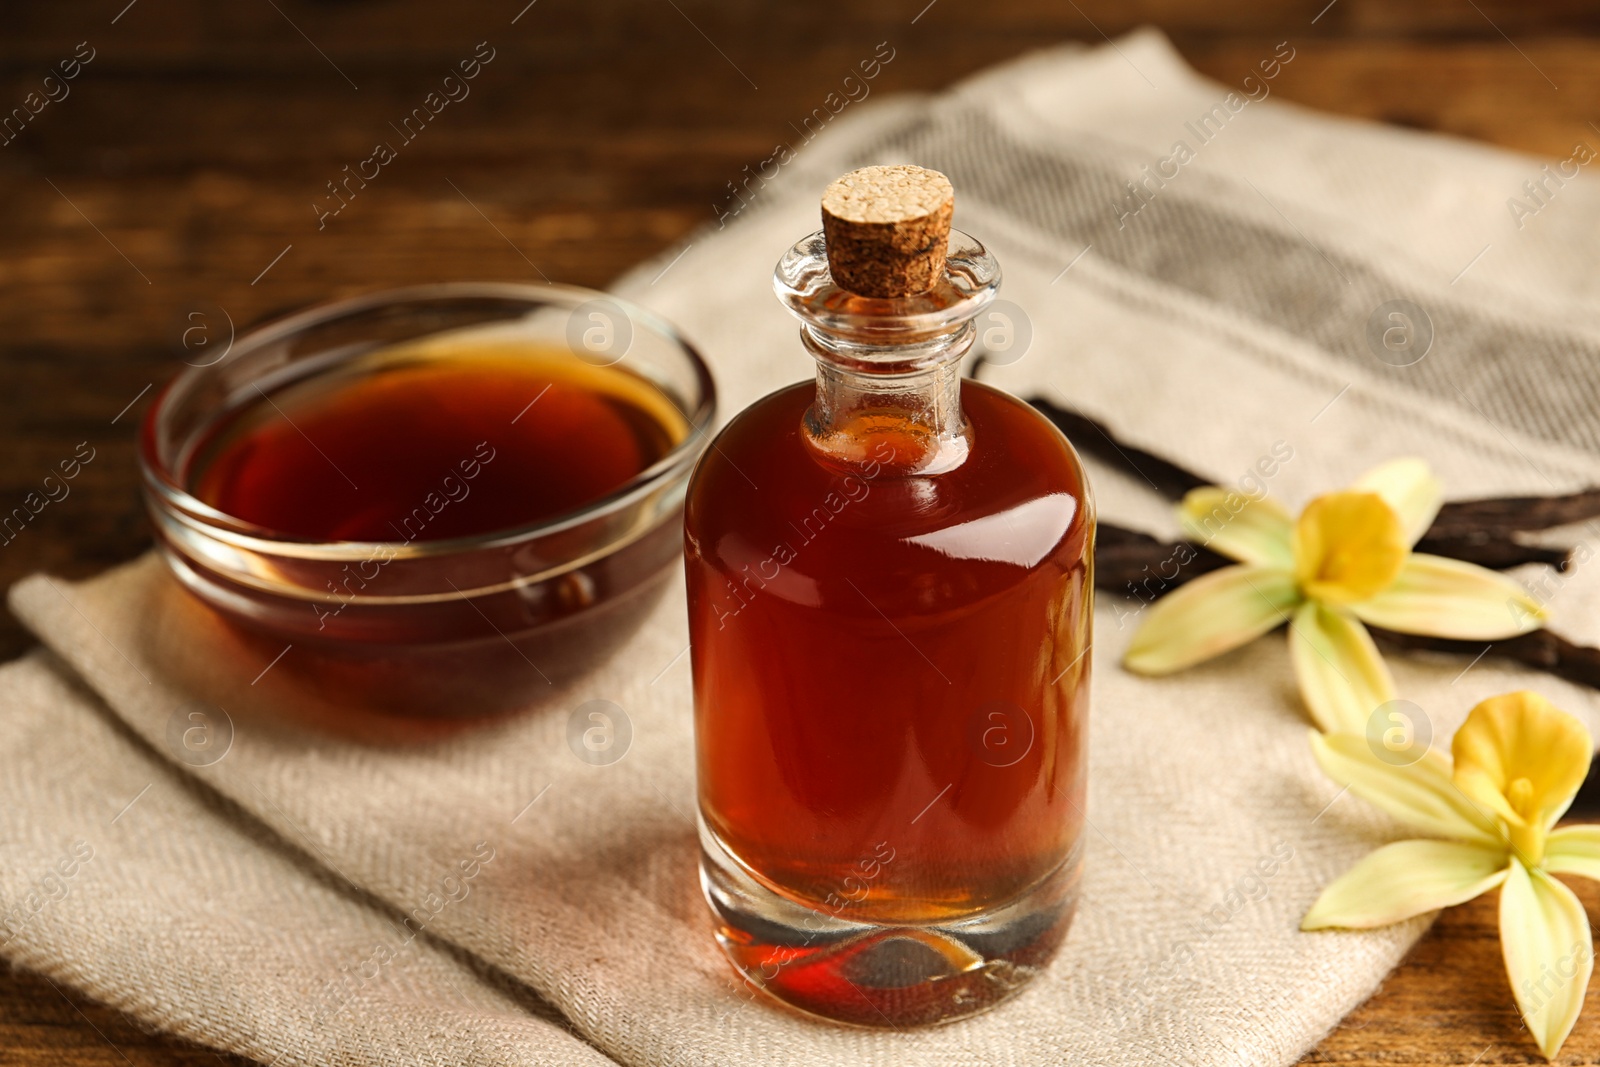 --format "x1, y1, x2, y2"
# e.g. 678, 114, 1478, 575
684, 166, 1094, 1026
